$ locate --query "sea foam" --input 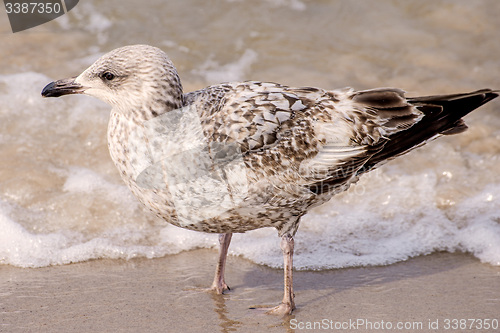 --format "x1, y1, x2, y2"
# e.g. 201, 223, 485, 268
0, 72, 499, 269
